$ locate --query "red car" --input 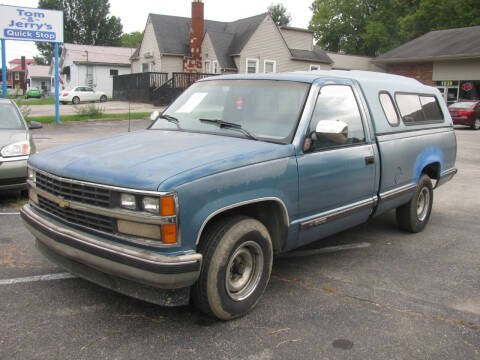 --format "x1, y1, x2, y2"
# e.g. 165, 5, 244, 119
448, 100, 480, 130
